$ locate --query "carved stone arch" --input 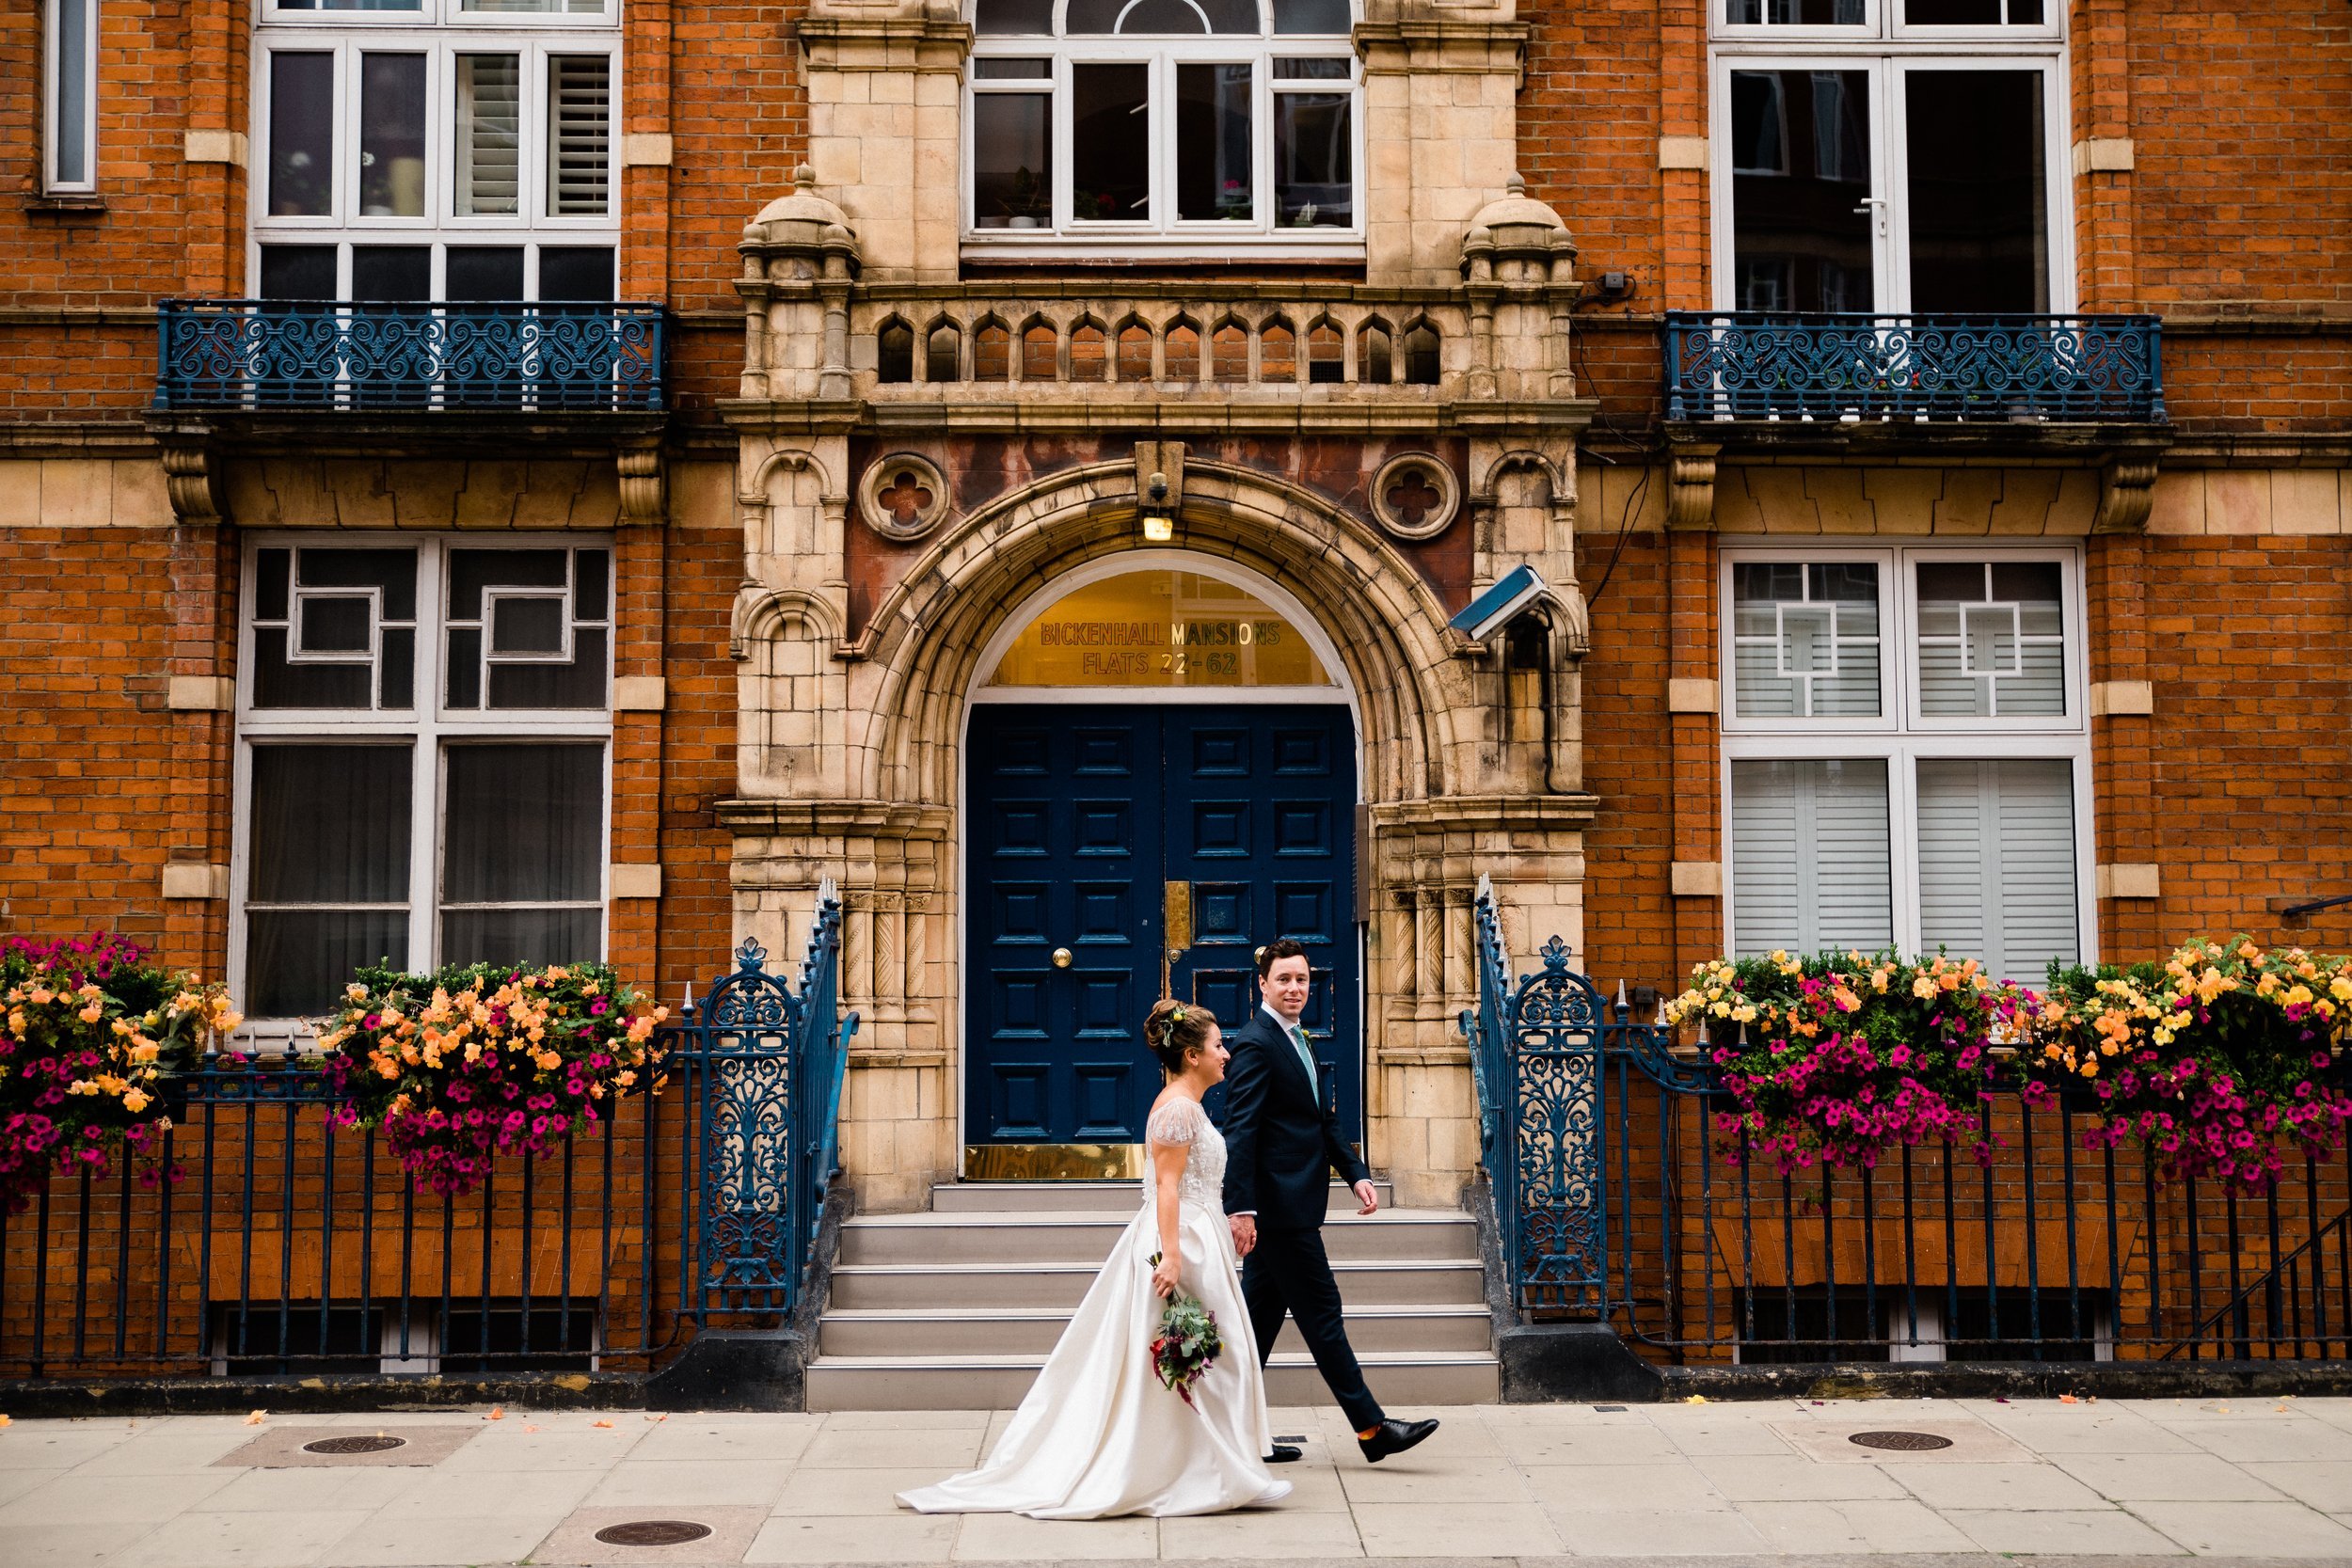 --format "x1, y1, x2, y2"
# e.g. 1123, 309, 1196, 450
730, 584, 848, 660
1474, 447, 1568, 506
842, 461, 1469, 812
921, 314, 963, 382
1017, 312, 1059, 381
1067, 313, 1109, 382
1111, 311, 1153, 382
740, 446, 844, 561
